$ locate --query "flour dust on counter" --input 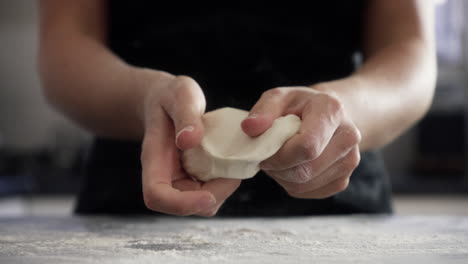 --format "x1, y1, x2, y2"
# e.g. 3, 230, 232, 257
0, 216, 467, 263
